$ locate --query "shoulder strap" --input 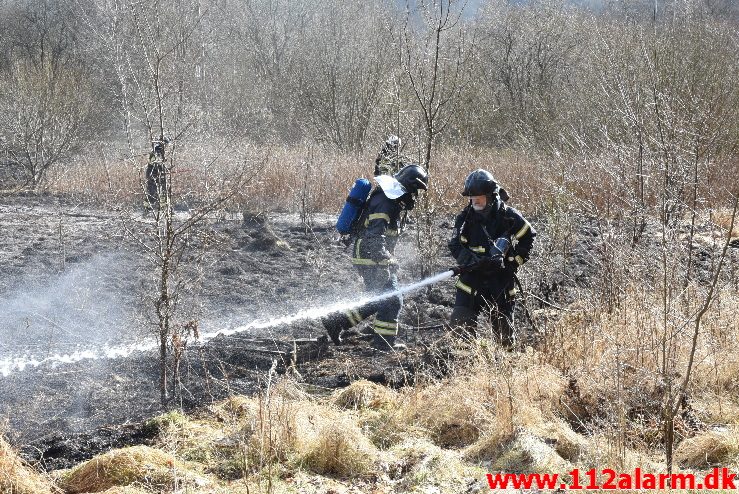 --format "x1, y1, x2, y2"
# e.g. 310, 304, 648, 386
351, 187, 380, 235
